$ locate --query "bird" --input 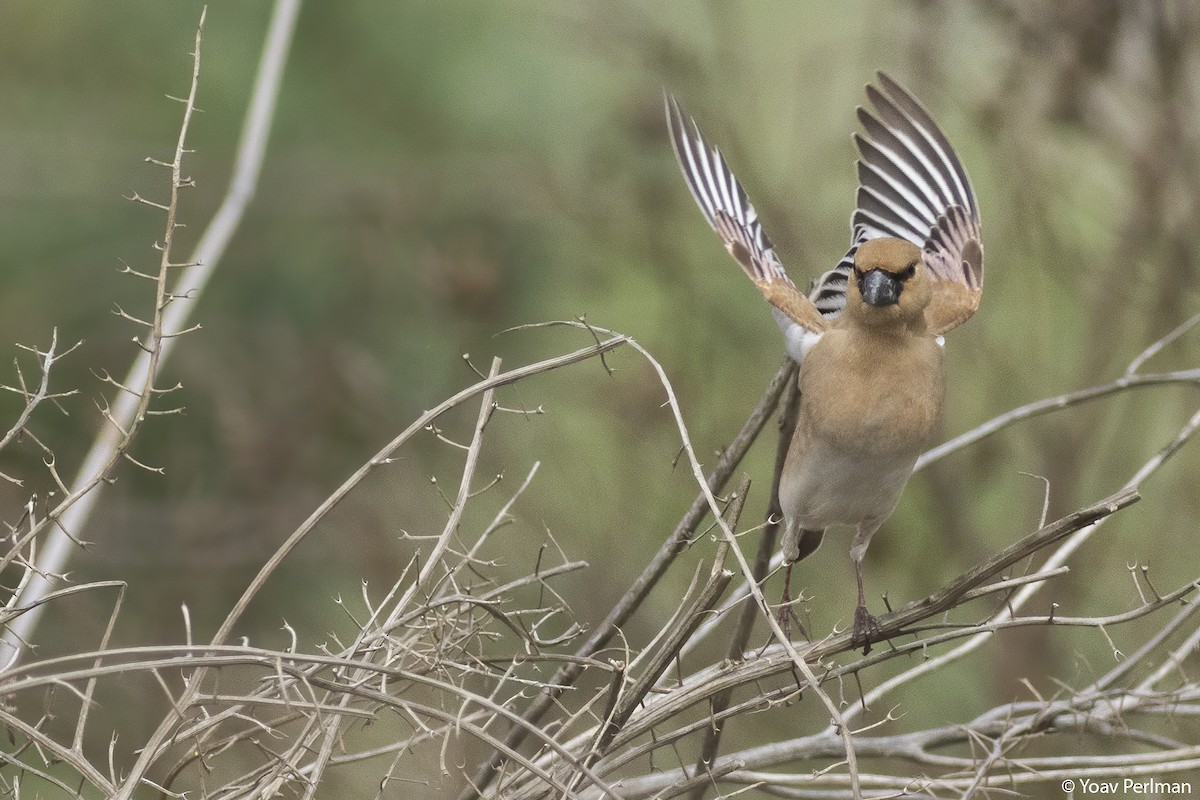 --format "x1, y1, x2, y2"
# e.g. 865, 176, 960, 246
665, 73, 983, 653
